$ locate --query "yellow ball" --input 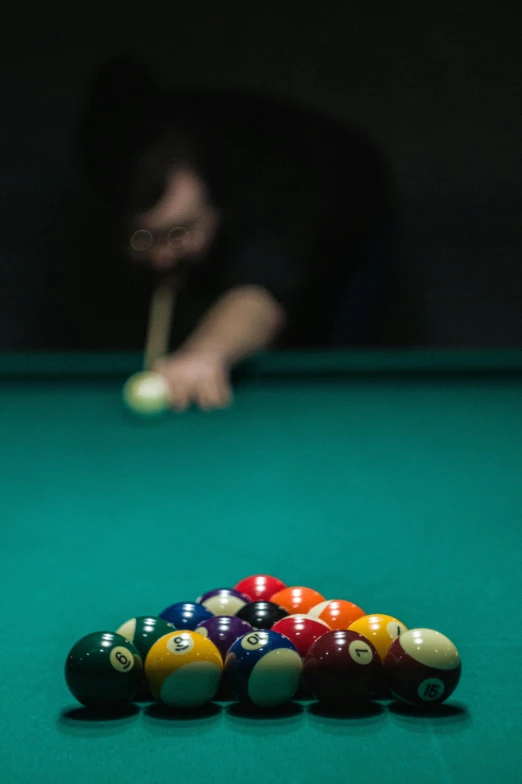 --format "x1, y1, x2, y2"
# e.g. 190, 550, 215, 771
122, 371, 170, 417
144, 631, 223, 708
348, 614, 408, 661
